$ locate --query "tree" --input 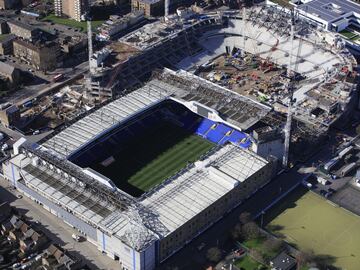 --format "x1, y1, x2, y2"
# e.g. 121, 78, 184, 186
231, 223, 243, 240
356, 124, 360, 135
263, 237, 283, 254
206, 247, 222, 263
241, 221, 260, 240
239, 212, 251, 225
295, 250, 314, 269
